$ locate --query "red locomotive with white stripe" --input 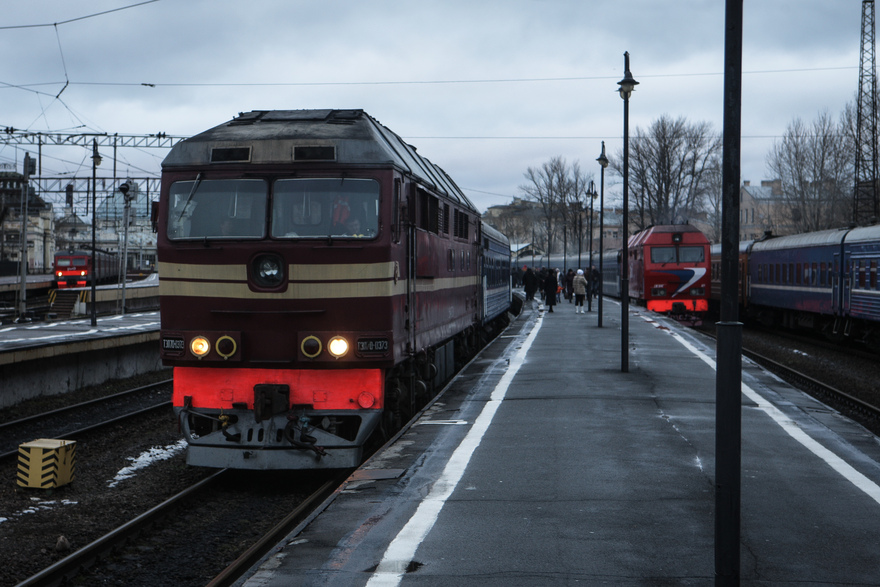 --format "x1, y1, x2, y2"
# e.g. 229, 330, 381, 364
626, 224, 710, 321
156, 109, 510, 470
